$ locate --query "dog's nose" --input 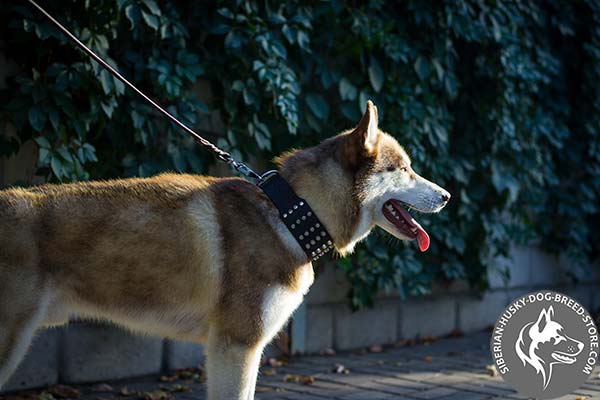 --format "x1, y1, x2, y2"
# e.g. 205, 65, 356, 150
441, 192, 451, 203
